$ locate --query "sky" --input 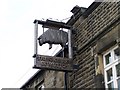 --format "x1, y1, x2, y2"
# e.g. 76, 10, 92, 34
0, 0, 94, 89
